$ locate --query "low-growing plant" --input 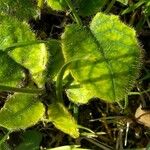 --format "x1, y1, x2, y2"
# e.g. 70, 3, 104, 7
0, 0, 144, 149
